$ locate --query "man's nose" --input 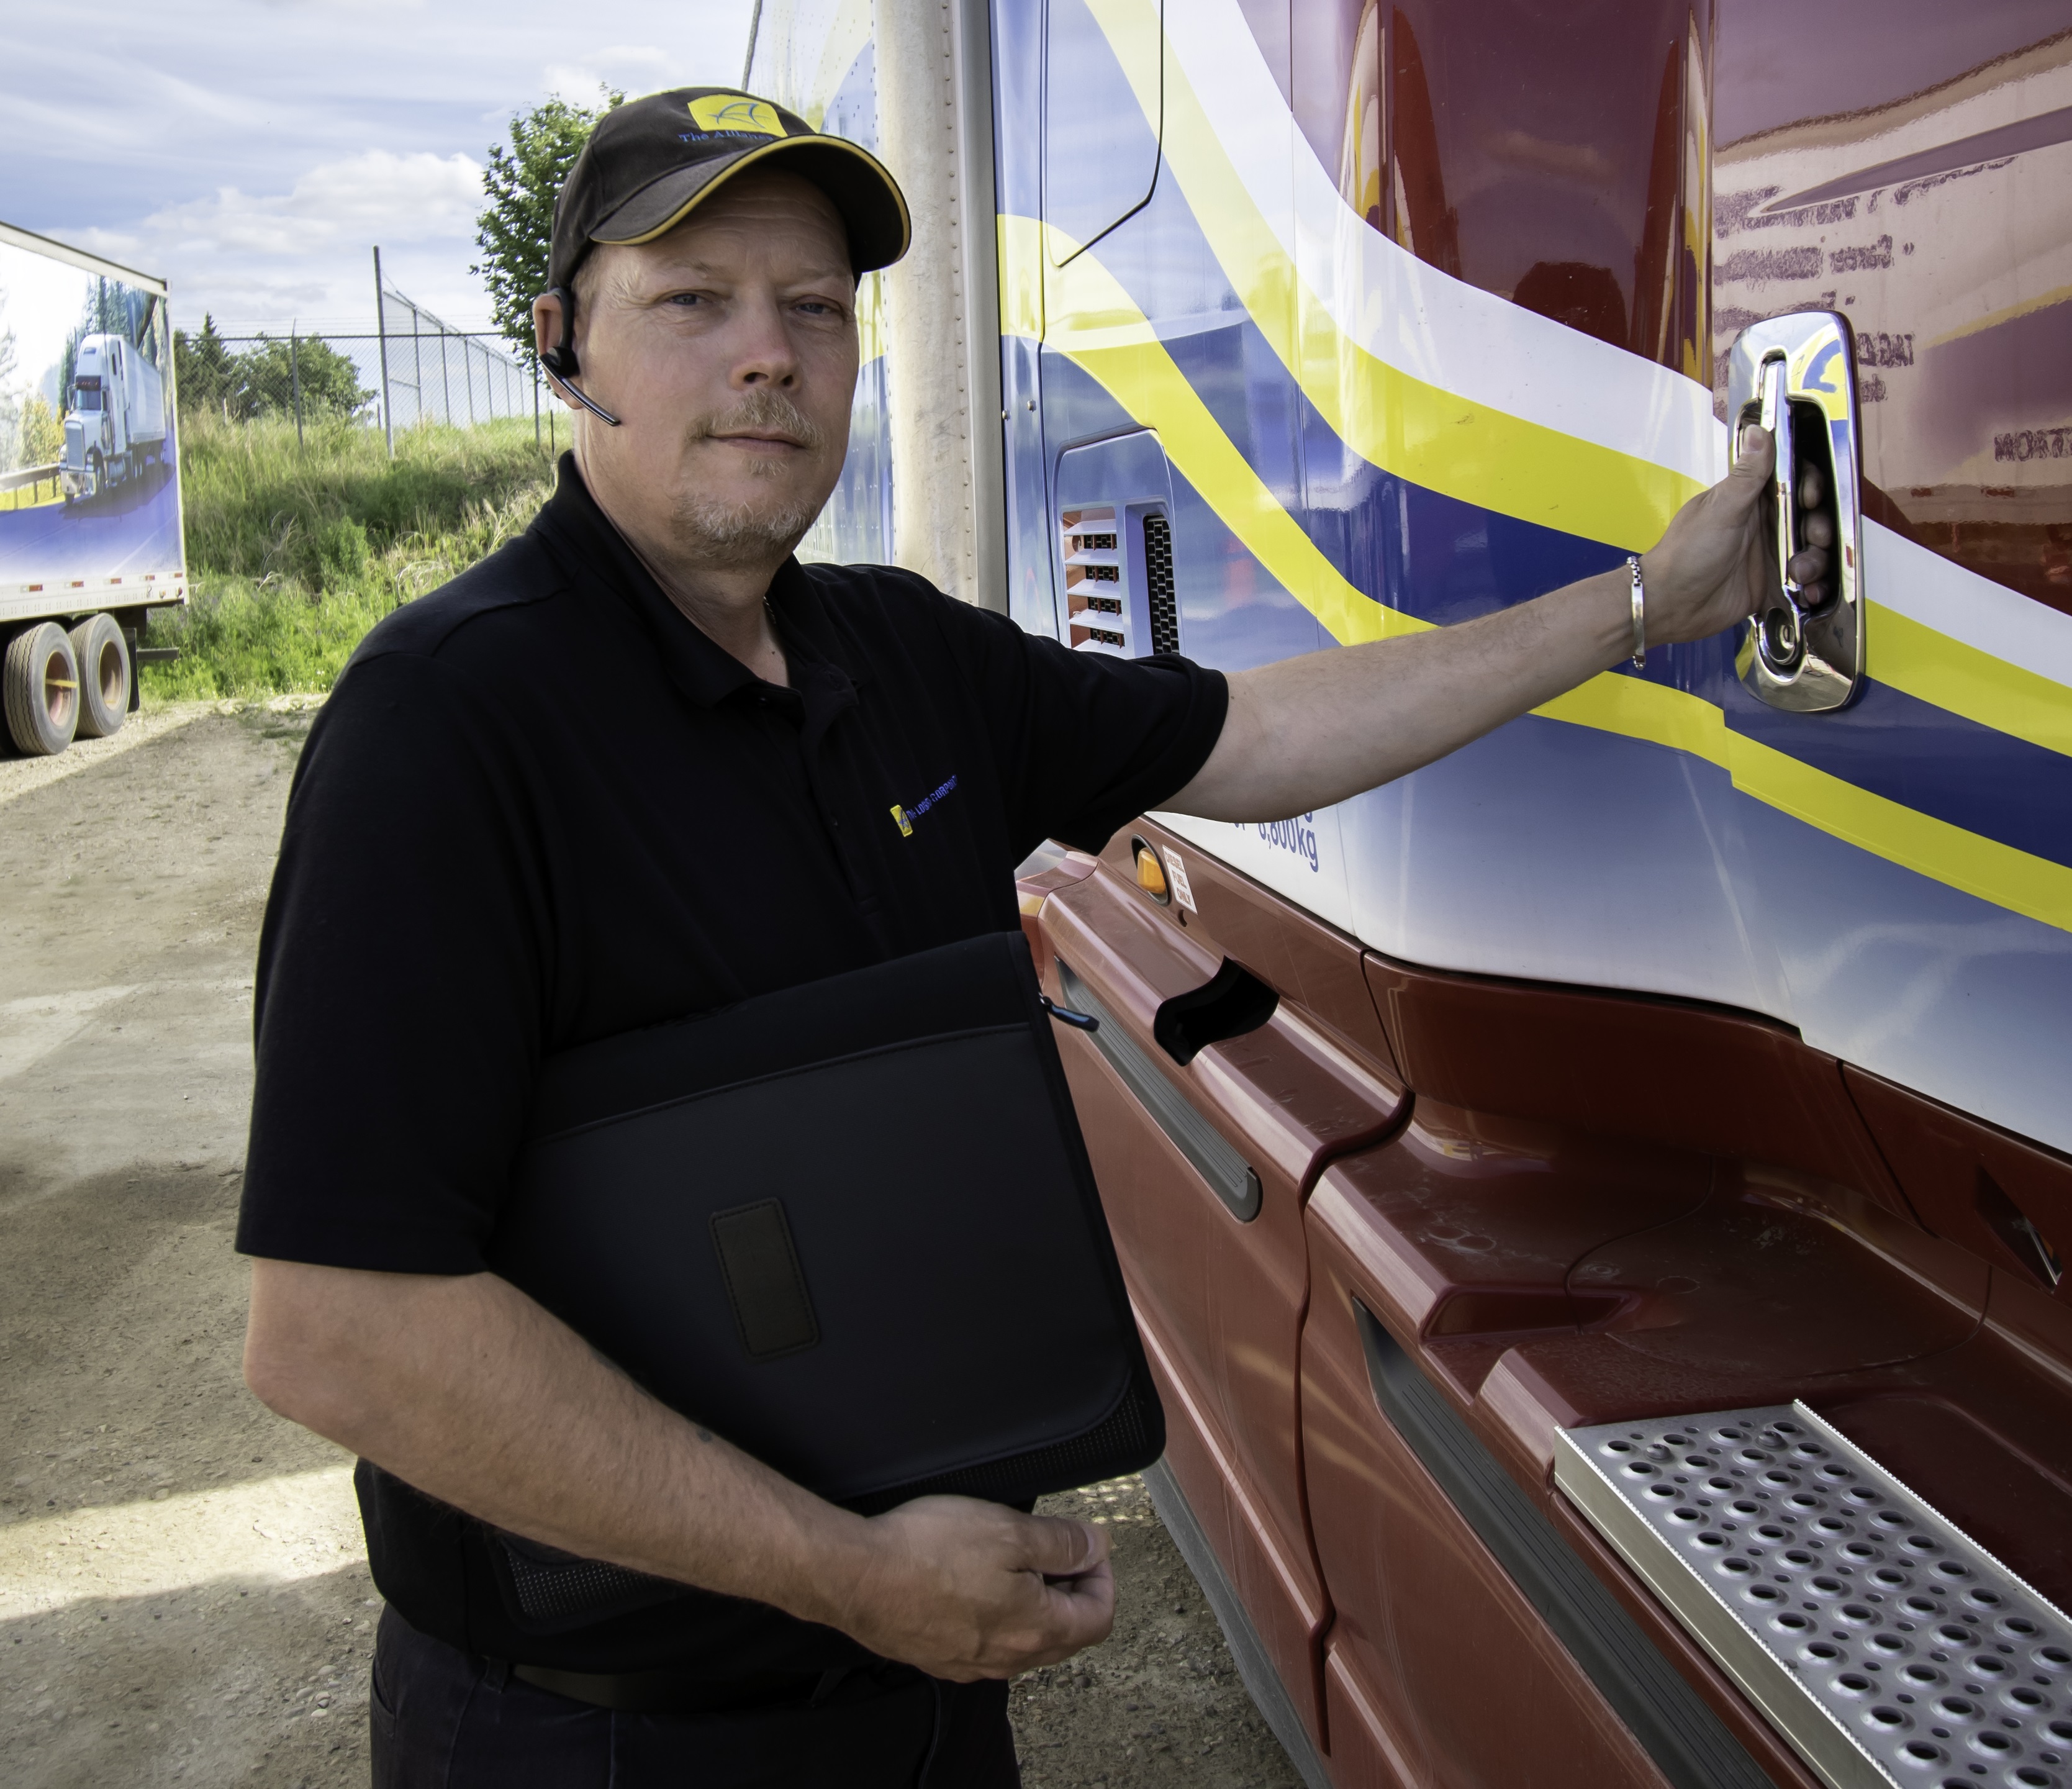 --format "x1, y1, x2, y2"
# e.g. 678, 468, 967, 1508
733, 294, 800, 387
